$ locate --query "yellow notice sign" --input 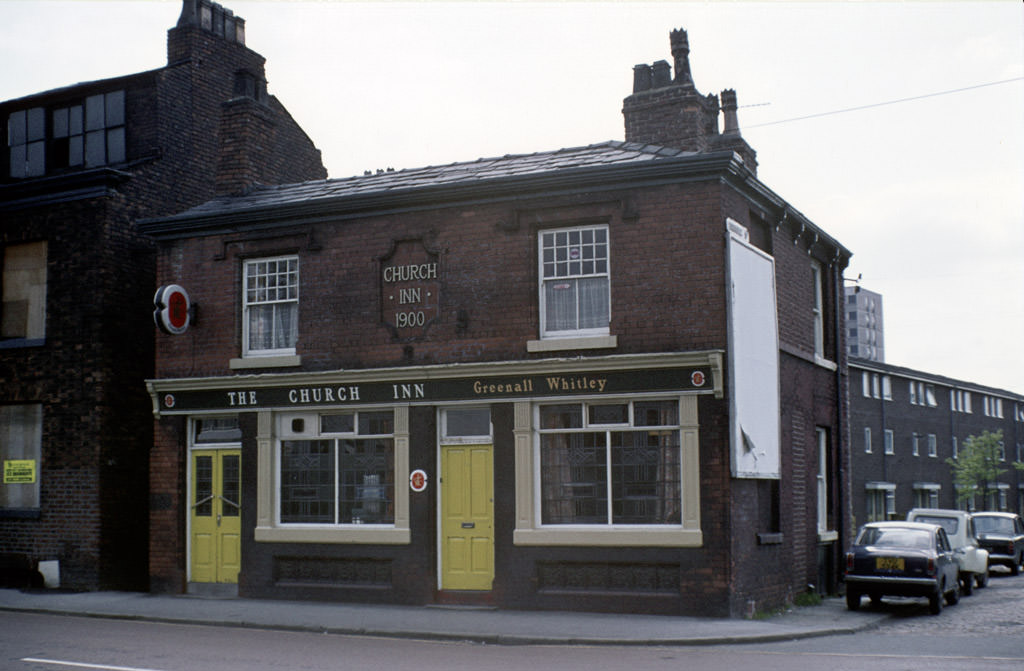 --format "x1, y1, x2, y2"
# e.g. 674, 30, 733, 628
3, 460, 36, 484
